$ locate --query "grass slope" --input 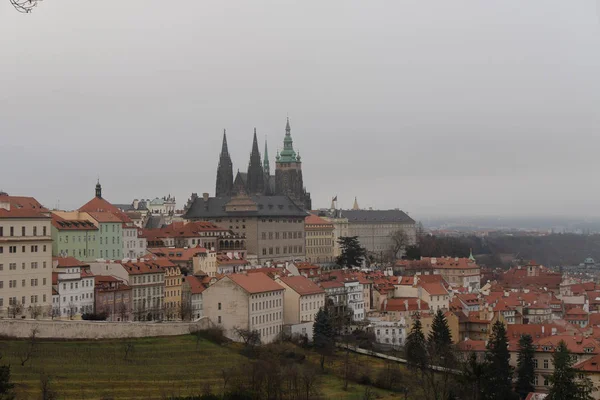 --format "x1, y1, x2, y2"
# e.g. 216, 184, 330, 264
0, 336, 413, 399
